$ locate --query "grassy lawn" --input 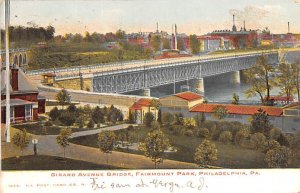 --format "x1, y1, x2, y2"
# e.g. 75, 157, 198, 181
2, 155, 121, 170
70, 127, 270, 168
13, 122, 101, 135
